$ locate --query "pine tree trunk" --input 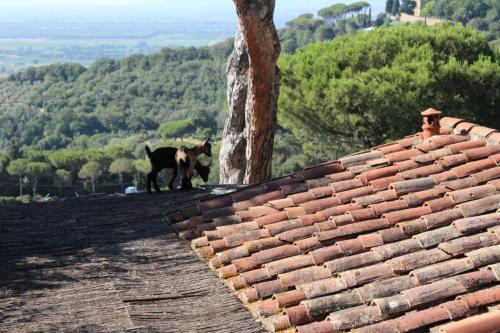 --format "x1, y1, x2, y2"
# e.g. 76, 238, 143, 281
19, 176, 23, 197
119, 172, 123, 193
32, 177, 37, 201
219, 24, 249, 184
238, 0, 281, 184
219, 0, 281, 185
